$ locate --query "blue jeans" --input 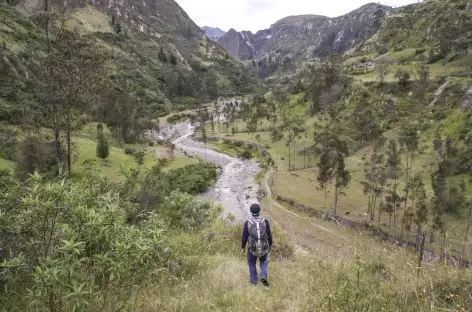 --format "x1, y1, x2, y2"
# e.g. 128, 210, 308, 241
247, 252, 269, 284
